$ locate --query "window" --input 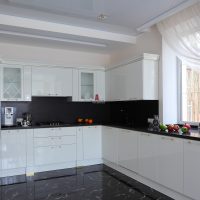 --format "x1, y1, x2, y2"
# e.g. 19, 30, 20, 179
179, 59, 200, 123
